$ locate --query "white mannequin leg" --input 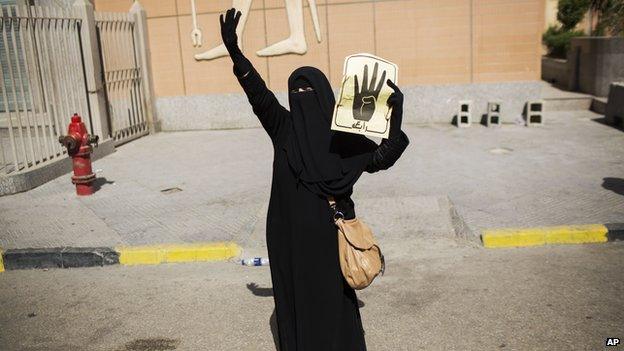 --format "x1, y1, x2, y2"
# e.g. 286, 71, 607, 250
194, 0, 252, 61
256, 0, 307, 56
